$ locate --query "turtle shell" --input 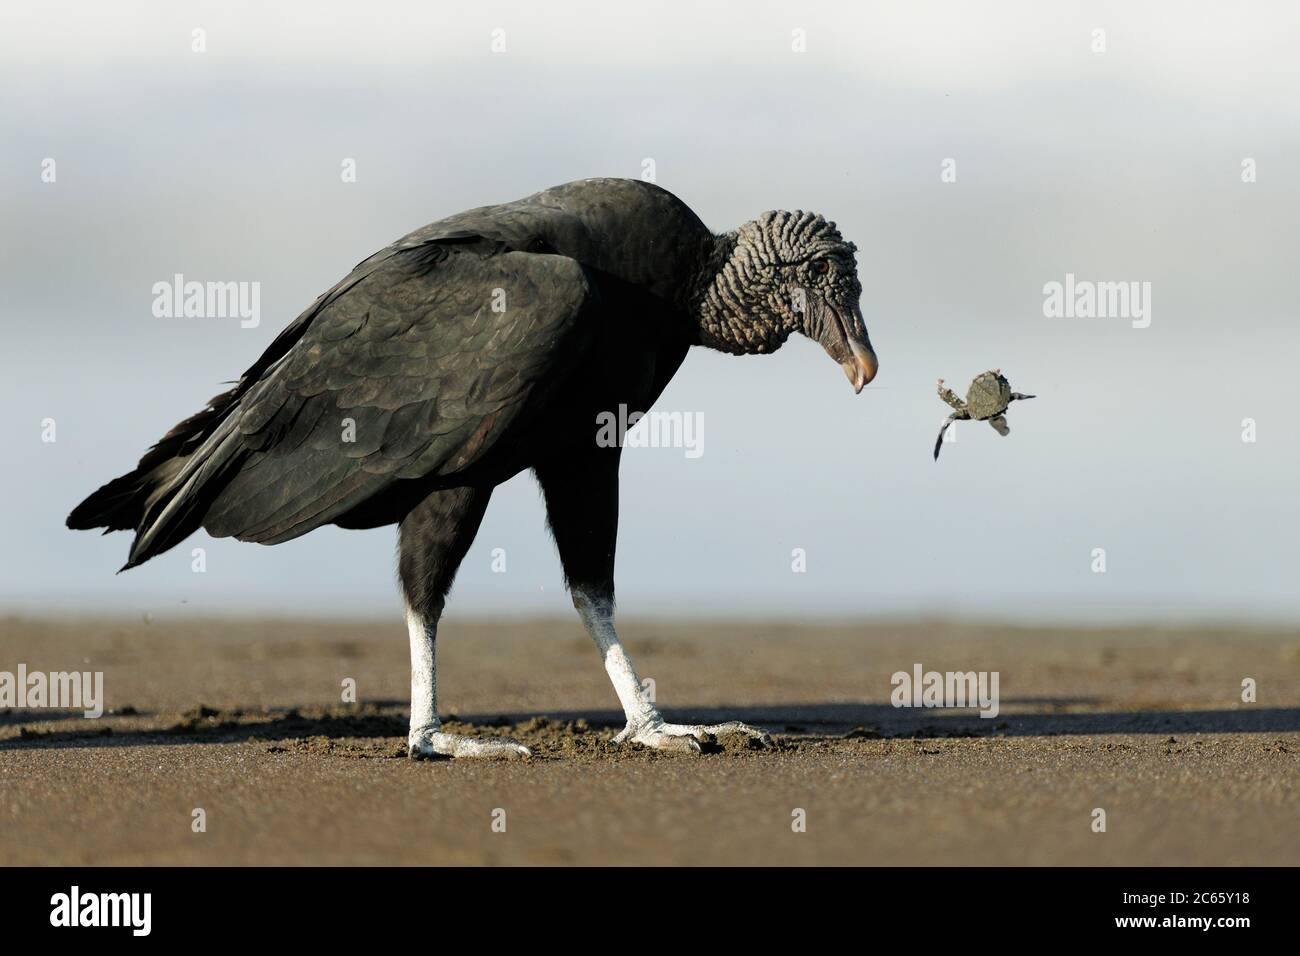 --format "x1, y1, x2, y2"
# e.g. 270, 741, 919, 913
964, 371, 1011, 420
